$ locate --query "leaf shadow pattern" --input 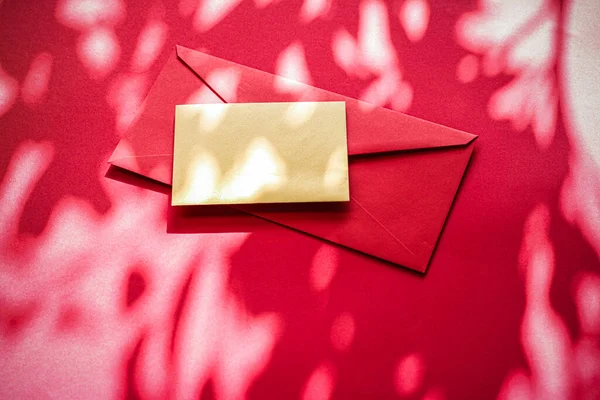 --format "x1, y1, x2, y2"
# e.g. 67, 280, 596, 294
0, 0, 599, 399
